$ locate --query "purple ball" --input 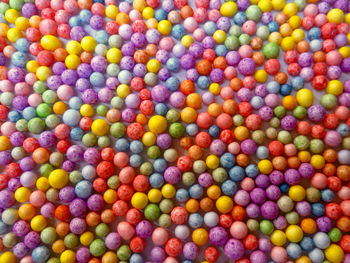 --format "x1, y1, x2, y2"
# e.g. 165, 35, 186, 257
135, 220, 153, 239
316, 216, 332, 232
105, 232, 121, 250
198, 173, 213, 188
189, 43, 204, 59
240, 139, 257, 155
260, 201, 279, 220
69, 198, 87, 217
209, 226, 229, 246
156, 50, 170, 64
83, 148, 101, 165
180, 54, 195, 70
82, 89, 98, 104
87, 194, 104, 211
265, 185, 281, 201
298, 52, 313, 67
120, 56, 135, 71
341, 58, 350, 72
24, 231, 41, 249
38, 131, 56, 148
13, 242, 29, 258
13, 220, 30, 237
224, 239, 245, 260
259, 238, 272, 252
183, 242, 199, 260
40, 202, 56, 218
20, 157, 35, 172
186, 68, 199, 82
324, 130, 342, 147
308, 104, 326, 122
121, 42, 136, 56
70, 26, 86, 41
281, 115, 297, 131
284, 169, 301, 185
151, 247, 166, 263
210, 139, 226, 155
70, 218, 87, 235
164, 166, 181, 184
226, 51, 240, 66
258, 106, 273, 121
269, 170, 284, 185
246, 203, 260, 218
255, 174, 270, 189
157, 133, 172, 149
0, 151, 12, 165
77, 64, 93, 78
210, 68, 224, 83
131, 32, 147, 48
10, 132, 26, 147
67, 145, 84, 162
339, 92, 350, 107
298, 163, 314, 179
59, 186, 76, 203
61, 69, 78, 85
151, 85, 170, 103
273, 215, 288, 230
52, 62, 66, 75
250, 188, 266, 205
76, 247, 90, 263
296, 201, 311, 217
22, 3, 38, 18
0, 189, 15, 209
250, 250, 268, 263
238, 58, 256, 76
202, 36, 215, 49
